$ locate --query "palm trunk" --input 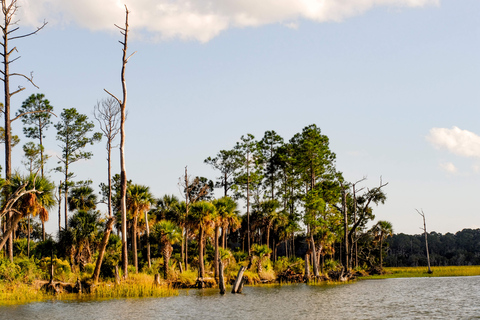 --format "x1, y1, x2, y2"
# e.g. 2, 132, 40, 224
0, 212, 23, 252
199, 226, 205, 278
27, 214, 31, 257
184, 227, 188, 271
133, 215, 138, 273
144, 210, 151, 268
214, 225, 220, 281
